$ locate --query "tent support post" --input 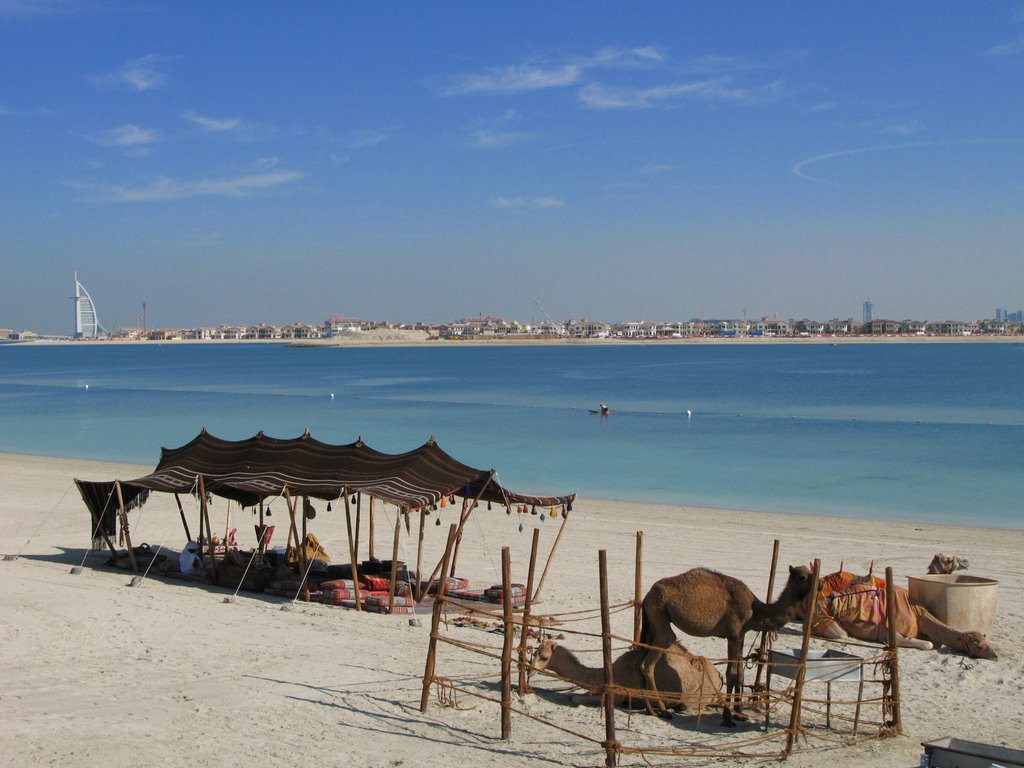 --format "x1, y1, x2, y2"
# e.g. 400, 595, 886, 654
517, 527, 541, 694
354, 492, 361, 563
500, 546, 514, 739
343, 487, 362, 611
368, 497, 375, 561
532, 508, 570, 603
420, 524, 458, 713
784, 557, 820, 756
198, 476, 217, 582
114, 481, 138, 573
447, 470, 495, 579
388, 510, 402, 613
173, 493, 193, 544
599, 549, 619, 767
633, 531, 643, 646
753, 539, 781, 699
885, 567, 903, 734
415, 507, 426, 603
